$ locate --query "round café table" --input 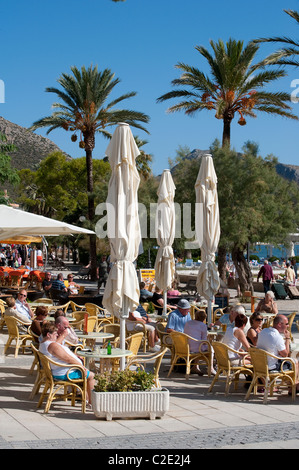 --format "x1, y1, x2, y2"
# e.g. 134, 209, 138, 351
76, 331, 114, 348
77, 347, 133, 372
